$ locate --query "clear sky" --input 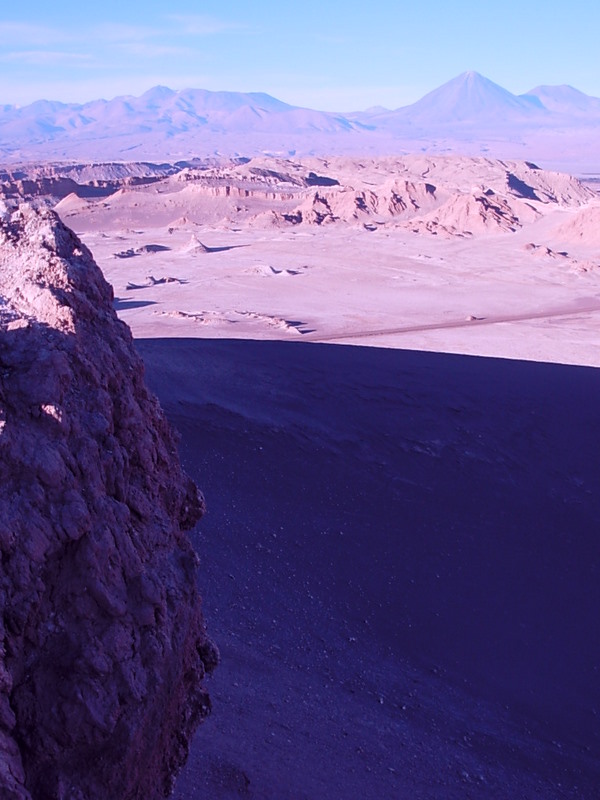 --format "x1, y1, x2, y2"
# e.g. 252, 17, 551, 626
1, 1, 599, 110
